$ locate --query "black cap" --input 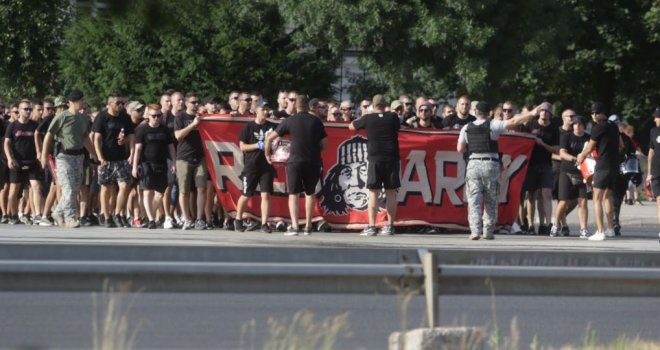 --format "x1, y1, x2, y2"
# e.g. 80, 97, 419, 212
653, 107, 660, 118
66, 89, 84, 102
591, 102, 607, 115
571, 115, 586, 126
475, 101, 491, 114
